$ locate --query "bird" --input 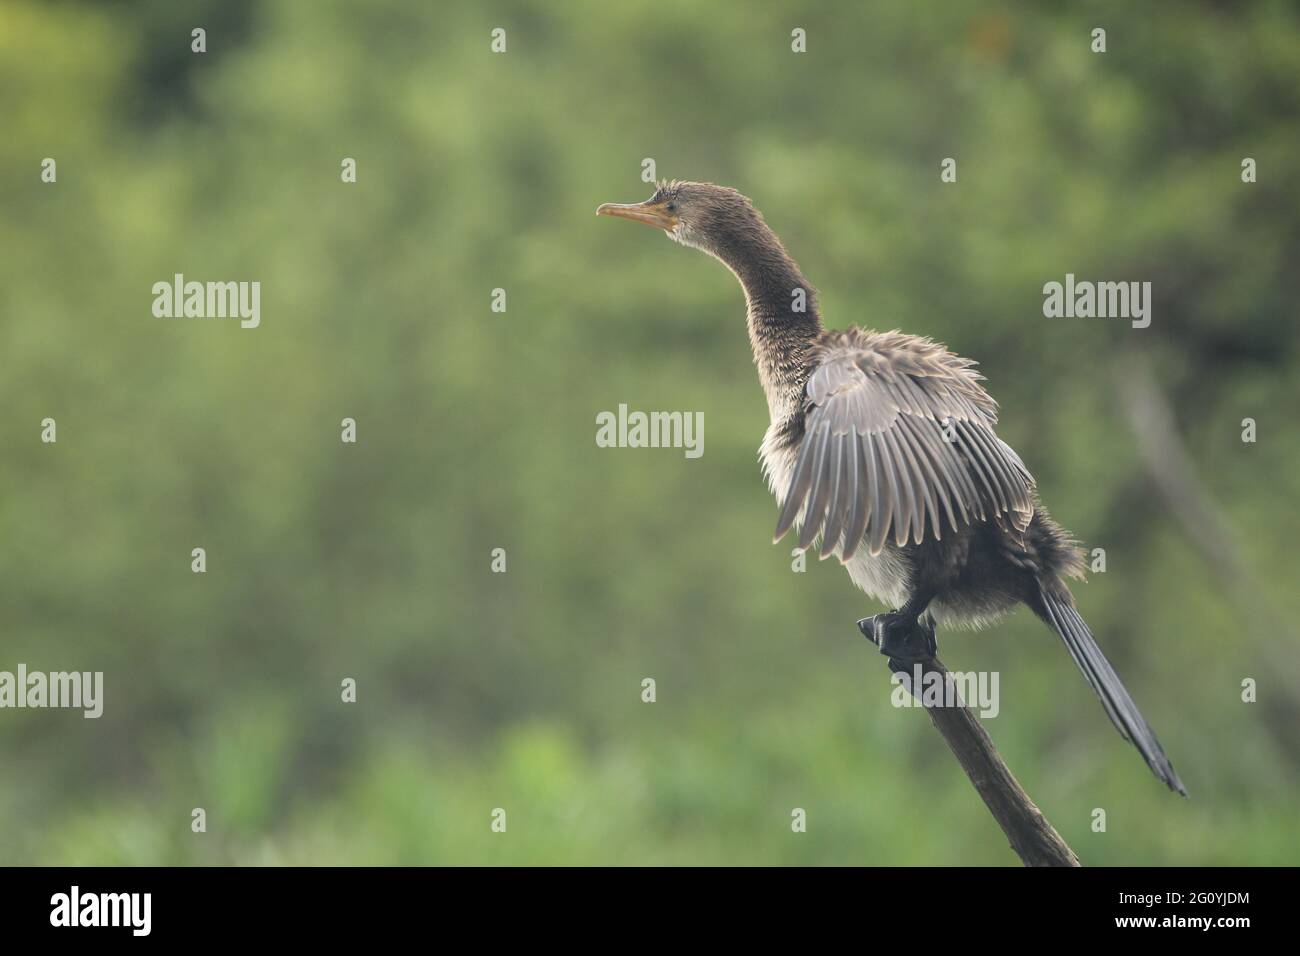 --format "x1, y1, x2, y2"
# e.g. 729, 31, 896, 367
598, 179, 1185, 795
